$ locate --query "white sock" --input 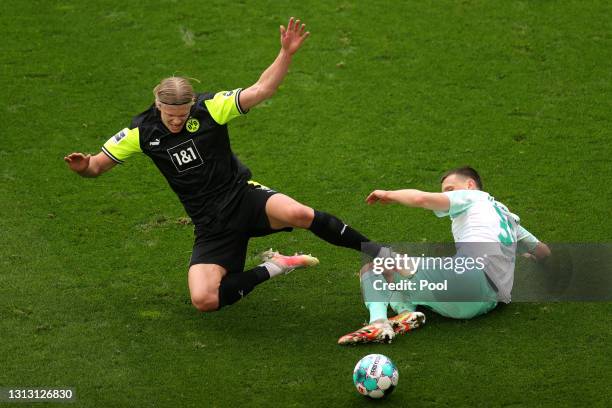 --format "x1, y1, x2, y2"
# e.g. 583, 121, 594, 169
262, 261, 284, 278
